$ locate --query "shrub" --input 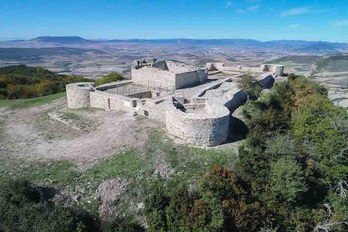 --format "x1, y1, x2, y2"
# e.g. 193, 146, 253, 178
269, 158, 307, 202
0, 179, 99, 232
